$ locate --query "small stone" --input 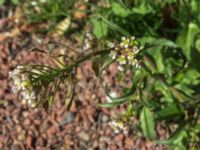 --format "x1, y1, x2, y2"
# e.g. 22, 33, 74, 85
33, 119, 41, 125
99, 136, 111, 143
125, 137, 134, 148
78, 131, 90, 142
22, 111, 29, 118
60, 112, 74, 126
26, 135, 32, 147
93, 140, 99, 148
16, 125, 22, 133
109, 144, 118, 150
13, 115, 19, 124
98, 142, 106, 150
102, 115, 109, 122
47, 126, 57, 137
115, 133, 124, 142
24, 119, 31, 126
17, 133, 26, 141
11, 144, 21, 150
